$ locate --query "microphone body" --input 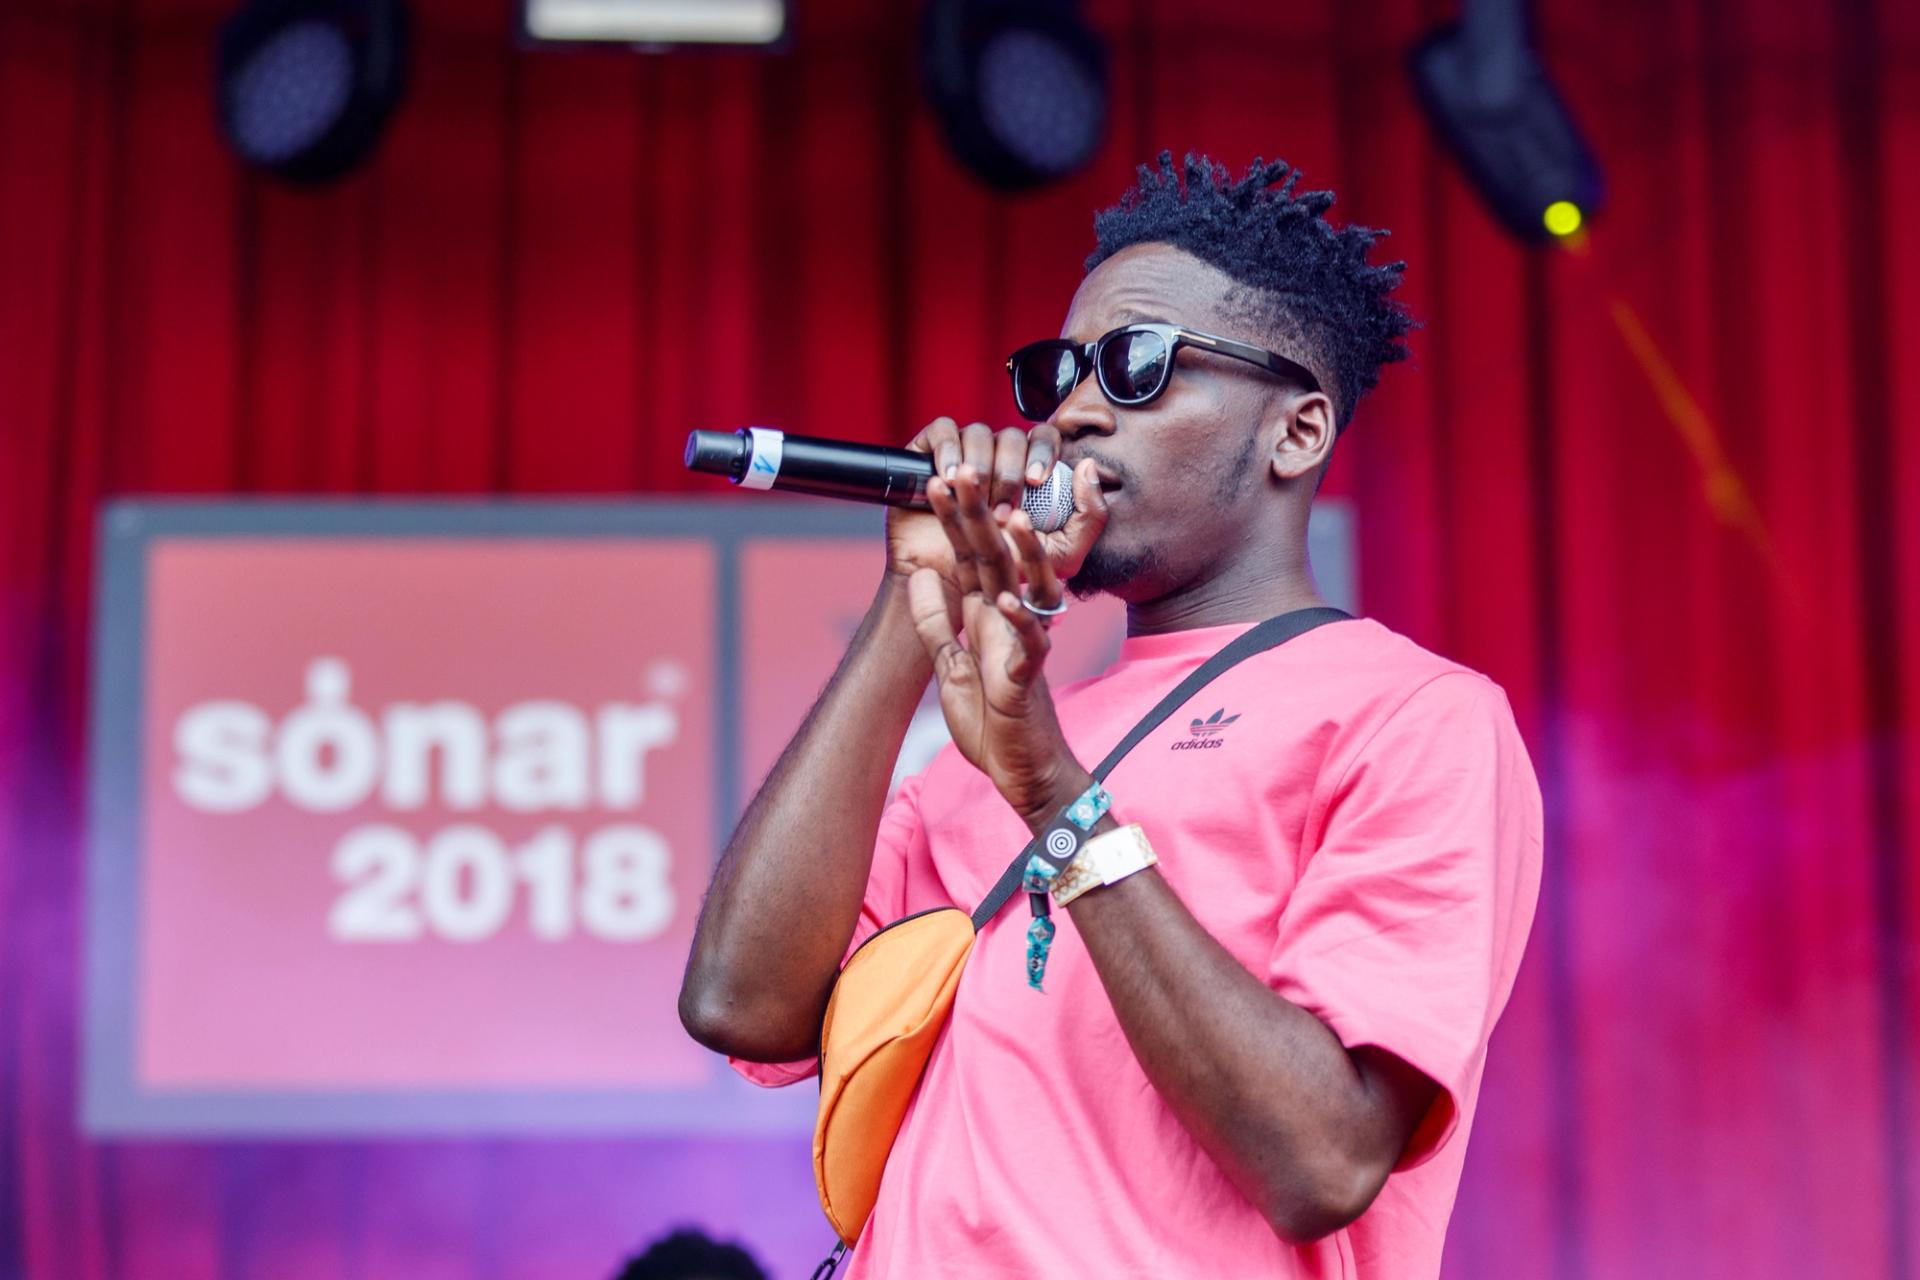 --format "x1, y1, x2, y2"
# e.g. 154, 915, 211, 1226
683, 427, 1076, 532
